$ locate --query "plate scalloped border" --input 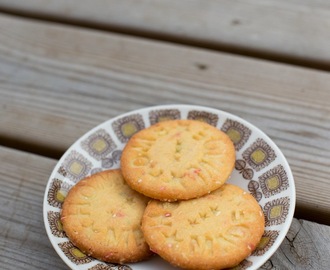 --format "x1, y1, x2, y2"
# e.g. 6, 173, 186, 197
43, 104, 296, 270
